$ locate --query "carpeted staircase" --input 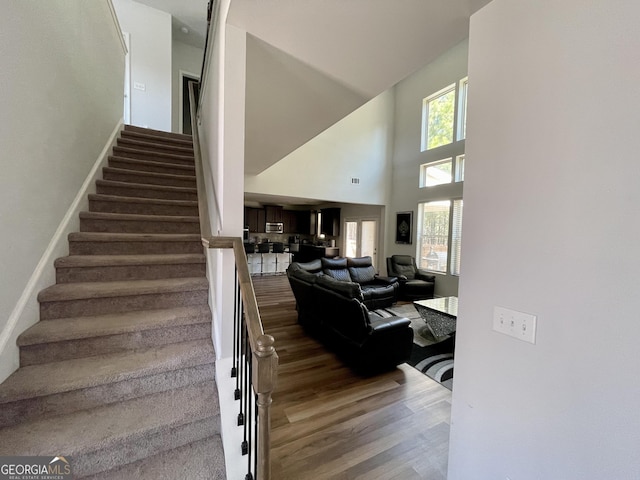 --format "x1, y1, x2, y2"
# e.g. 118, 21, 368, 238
0, 125, 226, 479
